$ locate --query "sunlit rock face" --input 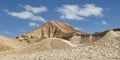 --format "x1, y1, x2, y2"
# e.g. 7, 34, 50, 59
16, 20, 86, 40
